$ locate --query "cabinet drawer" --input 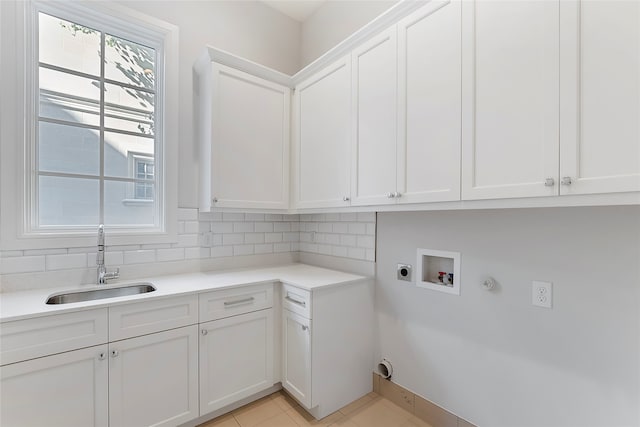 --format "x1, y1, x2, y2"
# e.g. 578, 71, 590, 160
282, 284, 311, 318
199, 283, 274, 322
109, 295, 198, 341
0, 309, 108, 366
